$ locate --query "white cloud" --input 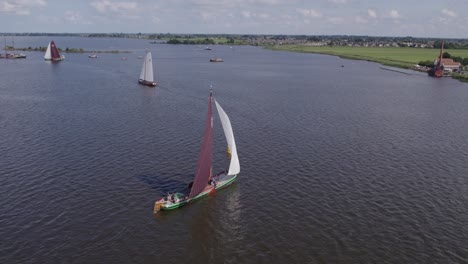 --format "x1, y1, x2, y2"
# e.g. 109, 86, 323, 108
241, 10, 251, 18
190, 0, 286, 7
200, 11, 213, 20
36, 14, 60, 24
253, 0, 281, 4
151, 16, 160, 24
296, 8, 322, 18
388, 10, 400, 19
15, 0, 46, 6
327, 17, 344, 24
0, 0, 46, 15
15, 9, 30, 15
90, 0, 137, 13
367, 9, 377, 18
64, 10, 91, 24
240, 10, 270, 19
355, 15, 368, 24
441, 8, 456, 17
